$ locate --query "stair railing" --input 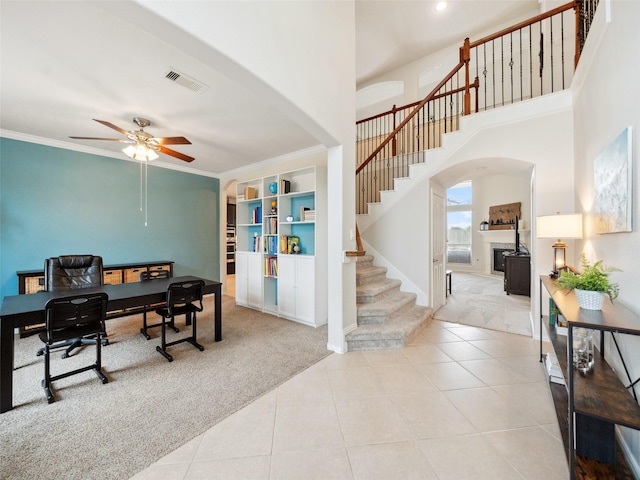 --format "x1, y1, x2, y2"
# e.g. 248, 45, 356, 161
356, 0, 595, 215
